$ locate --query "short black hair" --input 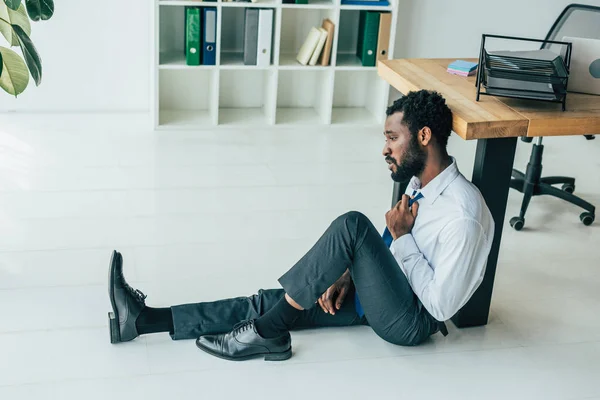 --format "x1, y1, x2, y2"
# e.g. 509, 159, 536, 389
386, 90, 453, 149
